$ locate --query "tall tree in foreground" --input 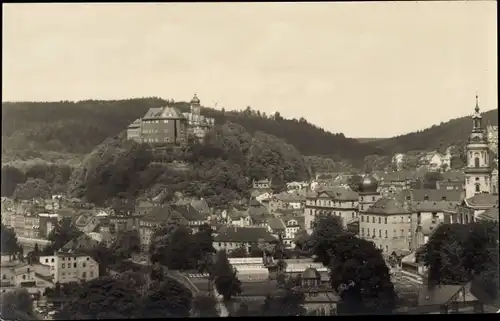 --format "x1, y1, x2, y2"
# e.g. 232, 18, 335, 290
0, 289, 37, 320
192, 293, 218, 317
141, 277, 193, 318
329, 234, 397, 314
211, 250, 242, 301
307, 215, 346, 265
42, 217, 83, 255
418, 222, 499, 298
1, 223, 20, 261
